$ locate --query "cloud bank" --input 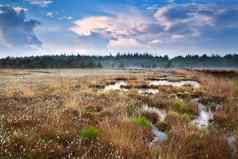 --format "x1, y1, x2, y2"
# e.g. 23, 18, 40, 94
0, 6, 41, 50
70, 10, 150, 49
70, 4, 238, 51
25, 0, 54, 7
